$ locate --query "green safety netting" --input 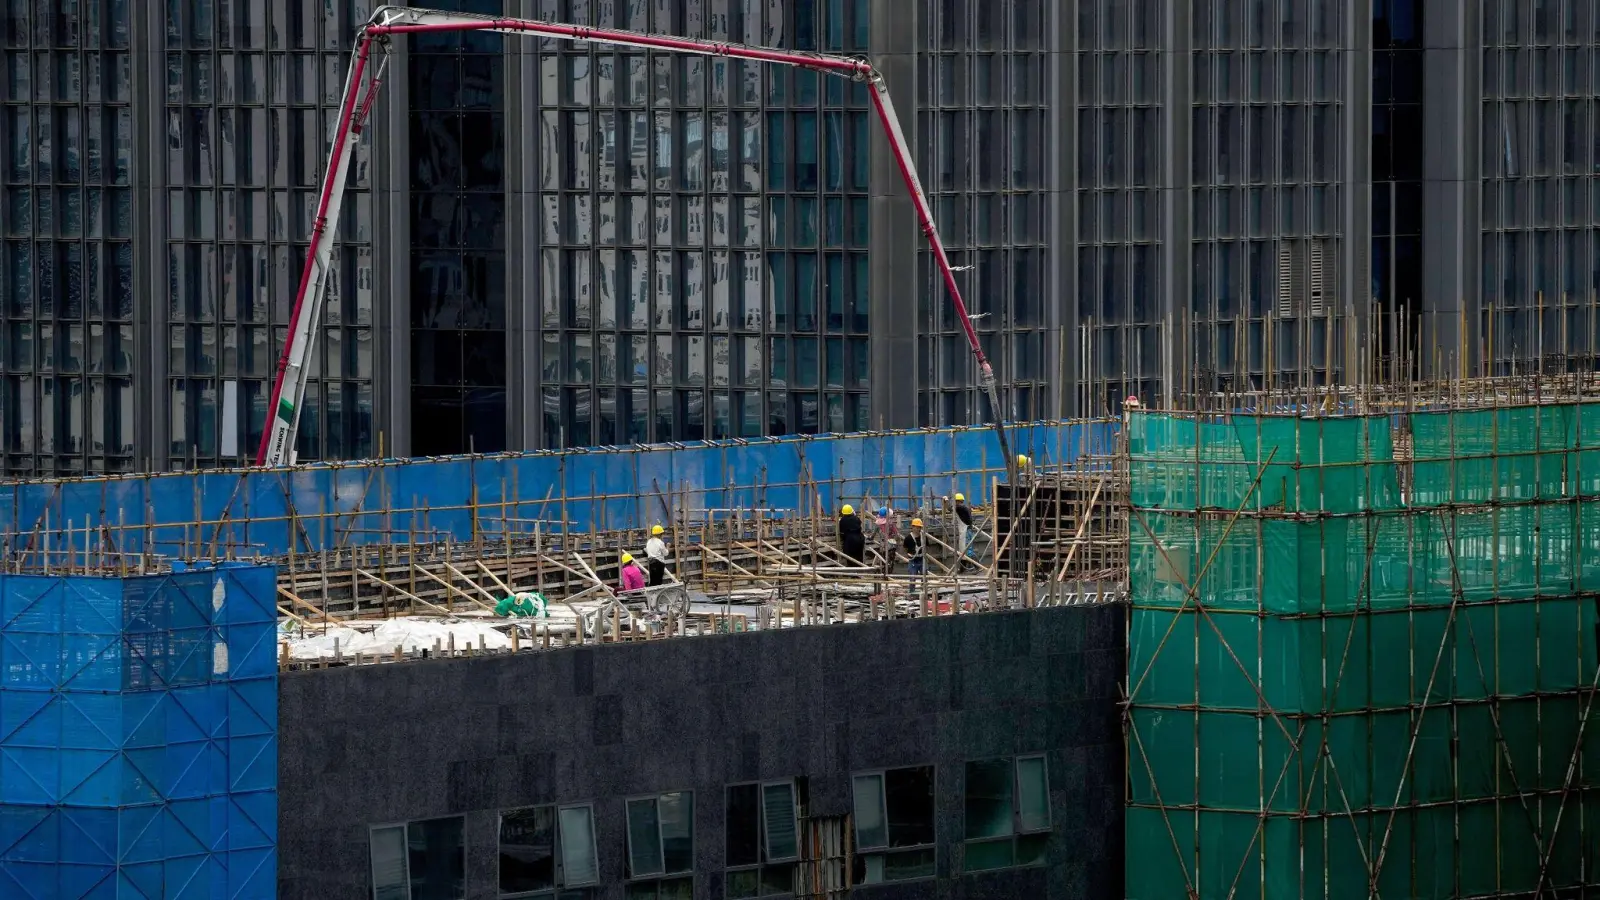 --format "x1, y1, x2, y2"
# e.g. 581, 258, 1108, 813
1126, 799, 1600, 900
1126, 402, 1600, 899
